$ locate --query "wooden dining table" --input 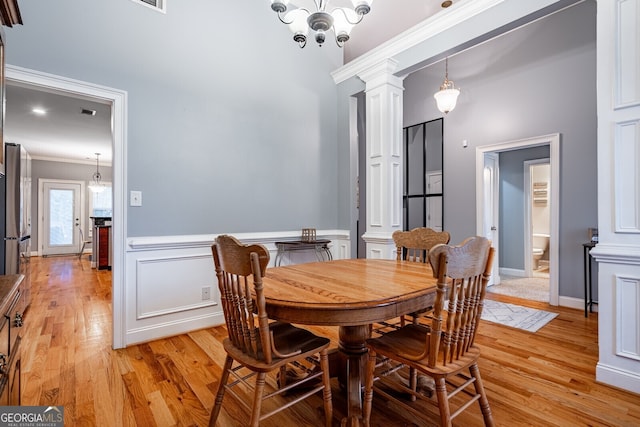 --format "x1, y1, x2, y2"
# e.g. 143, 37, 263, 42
261, 258, 438, 426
